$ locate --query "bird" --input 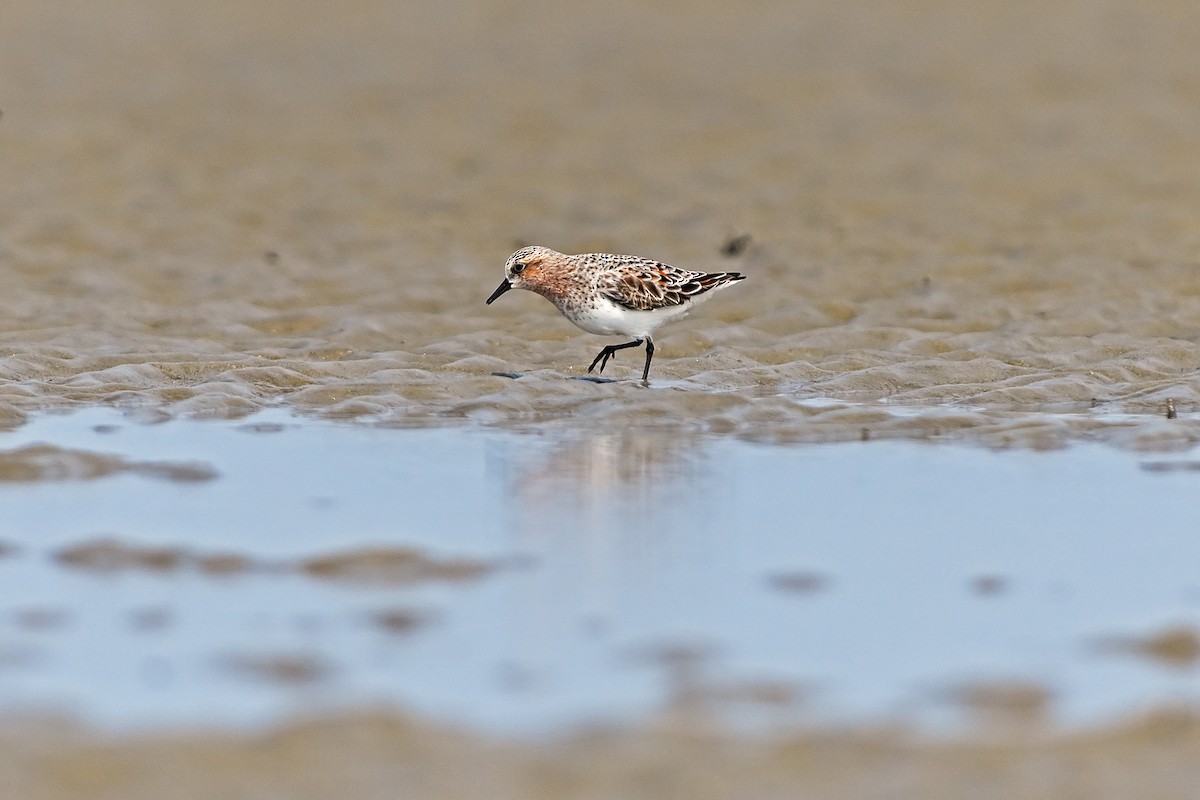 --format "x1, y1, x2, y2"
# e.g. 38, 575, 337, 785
486, 246, 746, 382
